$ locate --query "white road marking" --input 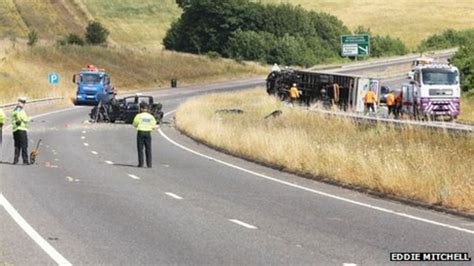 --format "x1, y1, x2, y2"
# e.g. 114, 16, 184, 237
91, 151, 98, 155
229, 219, 258, 229
127, 174, 140, 180
81, 136, 86, 140
82, 130, 87, 134
0, 194, 72, 265
159, 110, 474, 235
66, 176, 74, 182
105, 160, 114, 165
165, 192, 183, 200
343, 263, 357, 266
83, 143, 89, 147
